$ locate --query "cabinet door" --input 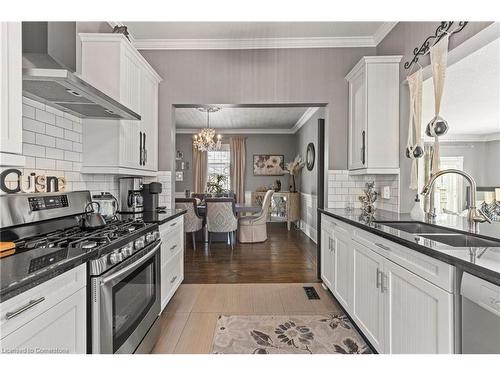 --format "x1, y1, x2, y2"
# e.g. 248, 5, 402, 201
140, 72, 158, 171
320, 227, 334, 289
348, 69, 366, 170
383, 260, 454, 354
0, 288, 86, 354
0, 22, 22, 157
352, 241, 385, 352
119, 49, 142, 168
332, 225, 352, 311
